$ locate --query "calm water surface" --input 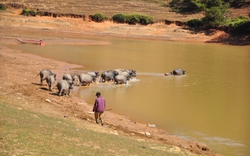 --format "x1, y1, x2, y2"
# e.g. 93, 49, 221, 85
9, 37, 250, 156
